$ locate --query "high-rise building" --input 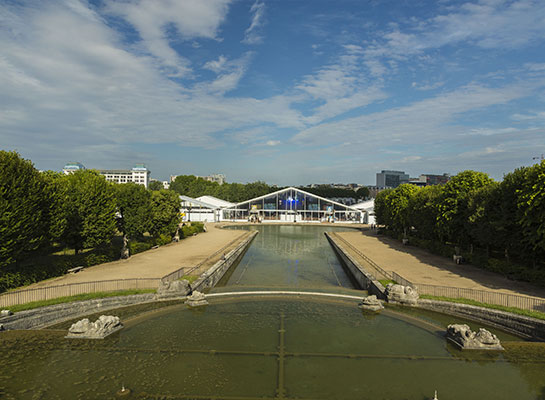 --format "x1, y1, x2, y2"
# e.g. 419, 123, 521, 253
376, 170, 409, 188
